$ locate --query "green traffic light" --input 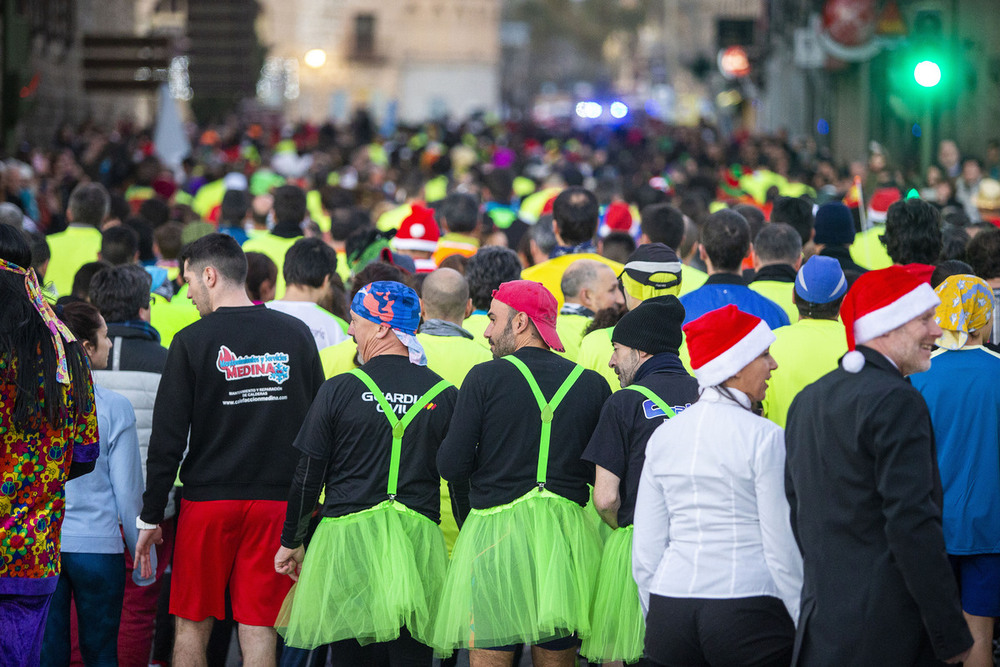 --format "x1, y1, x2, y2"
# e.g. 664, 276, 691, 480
914, 60, 942, 87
